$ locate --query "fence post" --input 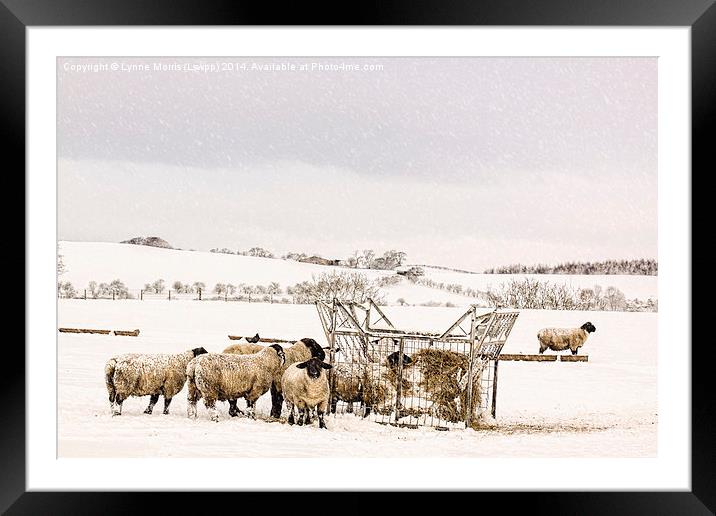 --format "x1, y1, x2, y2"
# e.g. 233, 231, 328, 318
57, 286, 61, 299
394, 337, 405, 424
491, 360, 499, 418
84, 289, 87, 300
464, 306, 478, 428
225, 292, 227, 302
112, 290, 116, 301
140, 289, 143, 300
327, 298, 338, 413
198, 288, 202, 301
168, 290, 171, 301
